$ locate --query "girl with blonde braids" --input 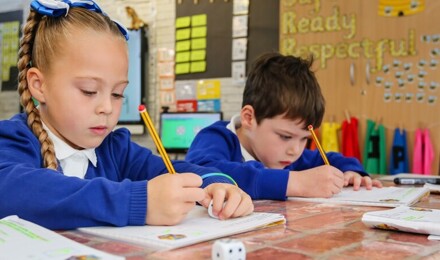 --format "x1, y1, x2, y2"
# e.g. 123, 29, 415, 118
0, 0, 253, 229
